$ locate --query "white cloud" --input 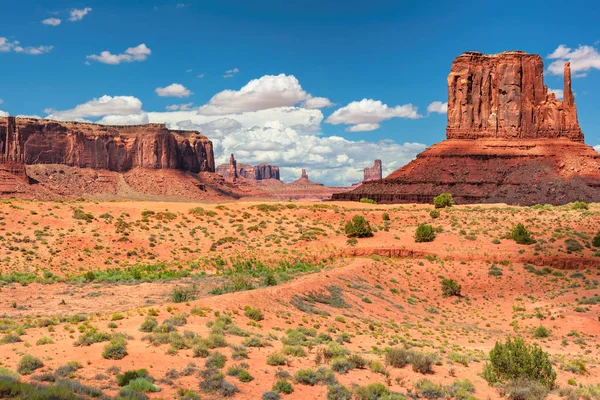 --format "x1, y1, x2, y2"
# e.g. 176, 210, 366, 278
427, 101, 448, 114
198, 74, 327, 115
223, 68, 239, 78
156, 83, 192, 98
209, 121, 425, 185
547, 44, 600, 76
149, 106, 323, 134
186, 69, 192, 73
594, 145, 600, 153
166, 103, 194, 111
45, 95, 145, 124
548, 88, 564, 99
0, 110, 9, 117
0, 98, 3, 104
300, 96, 334, 109
326, 98, 421, 131
69, 7, 92, 22
98, 113, 149, 125
346, 123, 380, 132
42, 18, 61, 26
87, 44, 151, 65
0, 37, 53, 55
197, 73, 205, 78
15, 114, 41, 119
